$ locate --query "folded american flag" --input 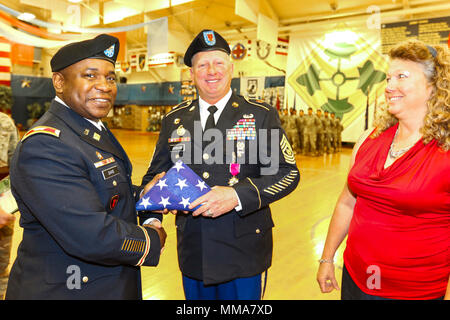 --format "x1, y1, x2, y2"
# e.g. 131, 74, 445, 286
136, 161, 211, 211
